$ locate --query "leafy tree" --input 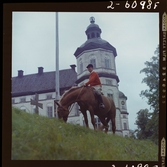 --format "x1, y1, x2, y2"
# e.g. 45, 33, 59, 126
140, 46, 159, 113
134, 109, 152, 140
135, 46, 159, 144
